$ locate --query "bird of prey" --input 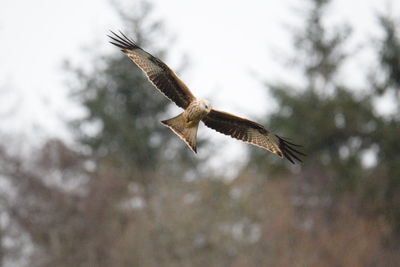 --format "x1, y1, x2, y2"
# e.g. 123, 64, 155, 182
108, 31, 304, 163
